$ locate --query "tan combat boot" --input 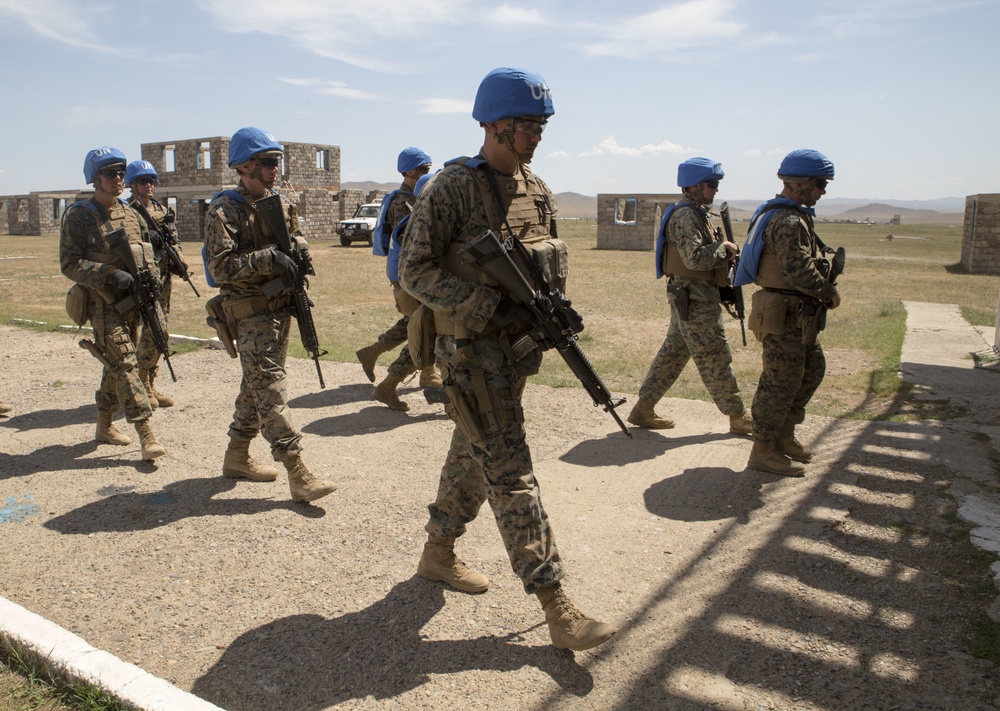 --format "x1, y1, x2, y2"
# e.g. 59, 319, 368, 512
729, 410, 754, 435
133, 419, 166, 461
778, 424, 813, 463
139, 369, 158, 410
96, 409, 131, 446
0, 402, 12, 416
283, 454, 337, 502
417, 539, 489, 593
222, 435, 279, 482
626, 397, 674, 429
747, 441, 805, 477
419, 365, 443, 389
355, 342, 385, 383
148, 367, 174, 408
536, 583, 617, 651
374, 374, 409, 411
